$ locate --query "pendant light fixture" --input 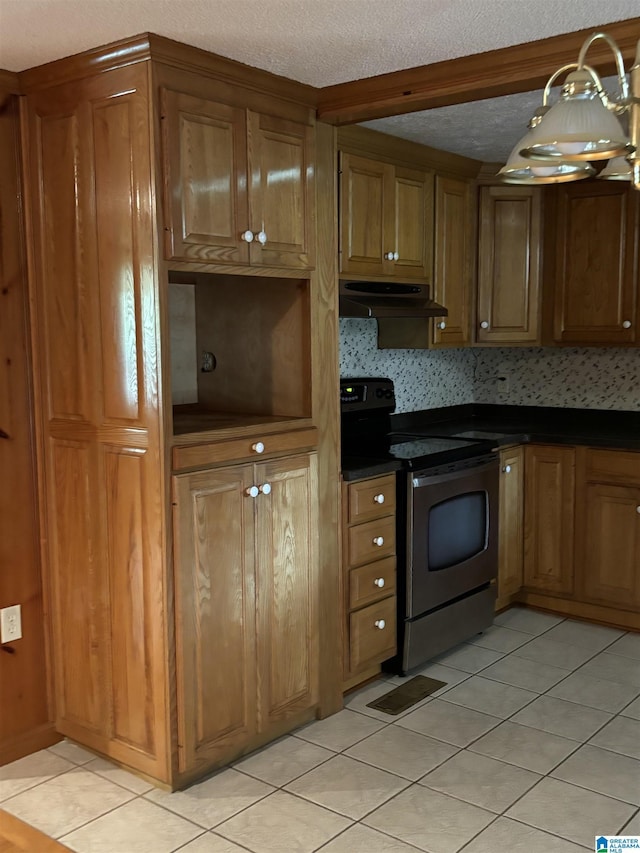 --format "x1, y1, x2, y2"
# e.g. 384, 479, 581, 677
498, 32, 640, 190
